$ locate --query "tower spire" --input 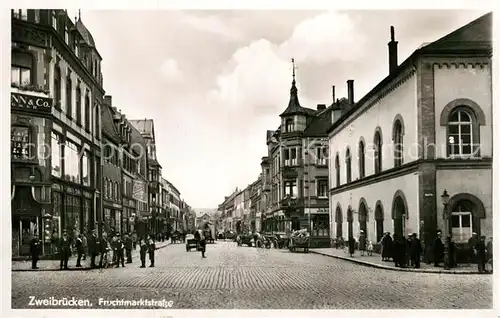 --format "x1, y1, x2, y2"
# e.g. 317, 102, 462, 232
78, 9, 81, 21
291, 58, 297, 83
